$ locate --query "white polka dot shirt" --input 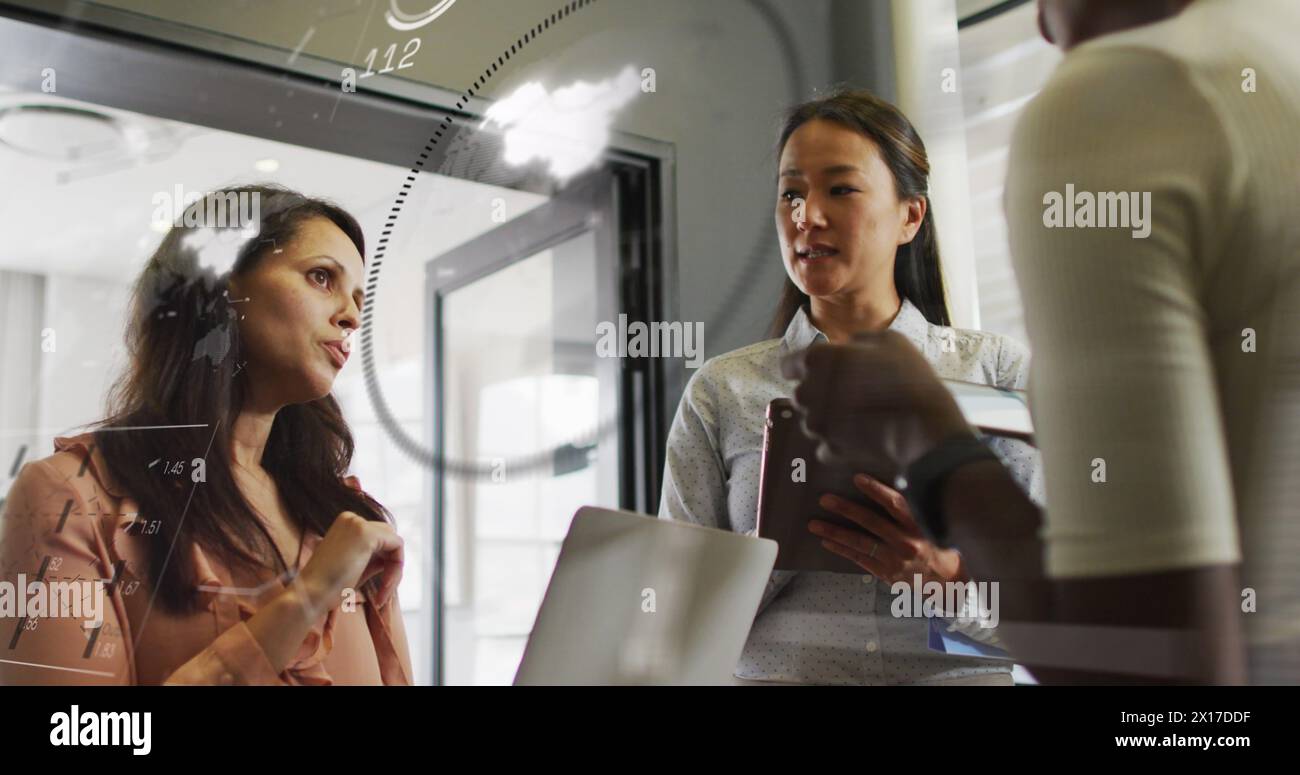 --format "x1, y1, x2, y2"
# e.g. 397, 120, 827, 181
658, 299, 1044, 685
